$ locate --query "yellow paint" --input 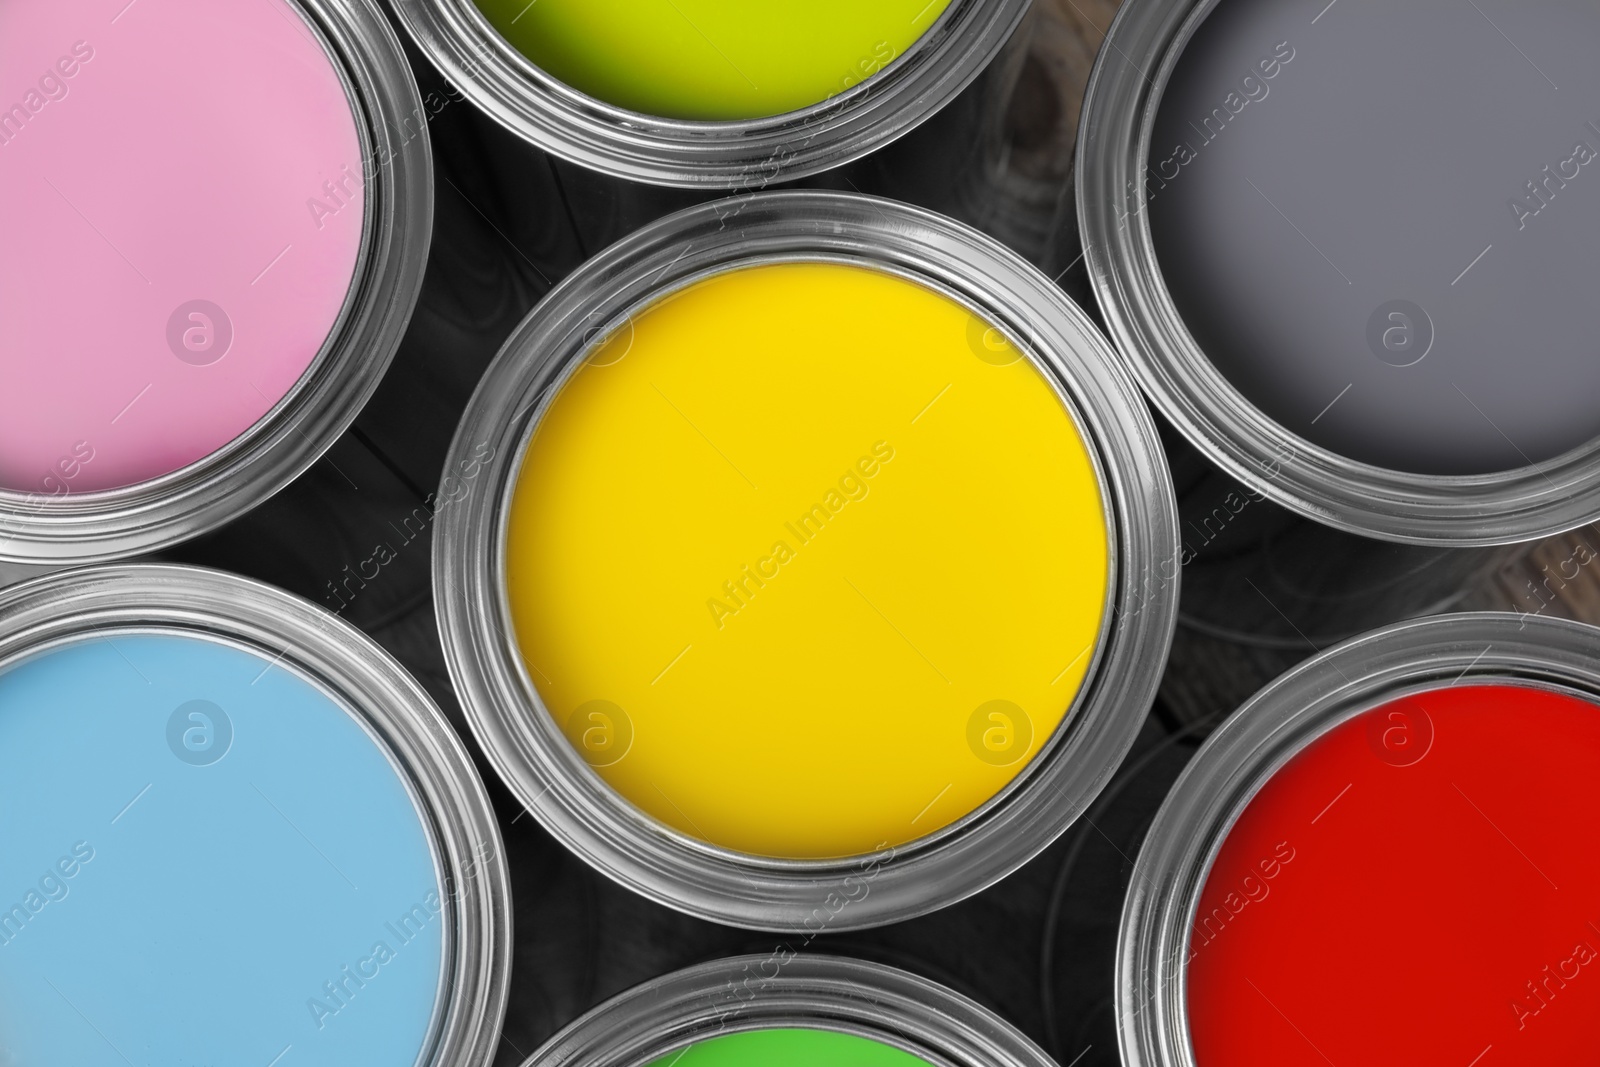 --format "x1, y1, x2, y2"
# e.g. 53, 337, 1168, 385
505, 263, 1109, 859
